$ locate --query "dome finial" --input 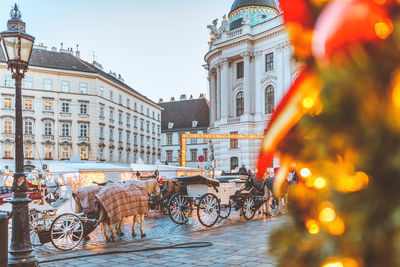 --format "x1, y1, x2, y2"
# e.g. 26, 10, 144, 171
10, 3, 22, 20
